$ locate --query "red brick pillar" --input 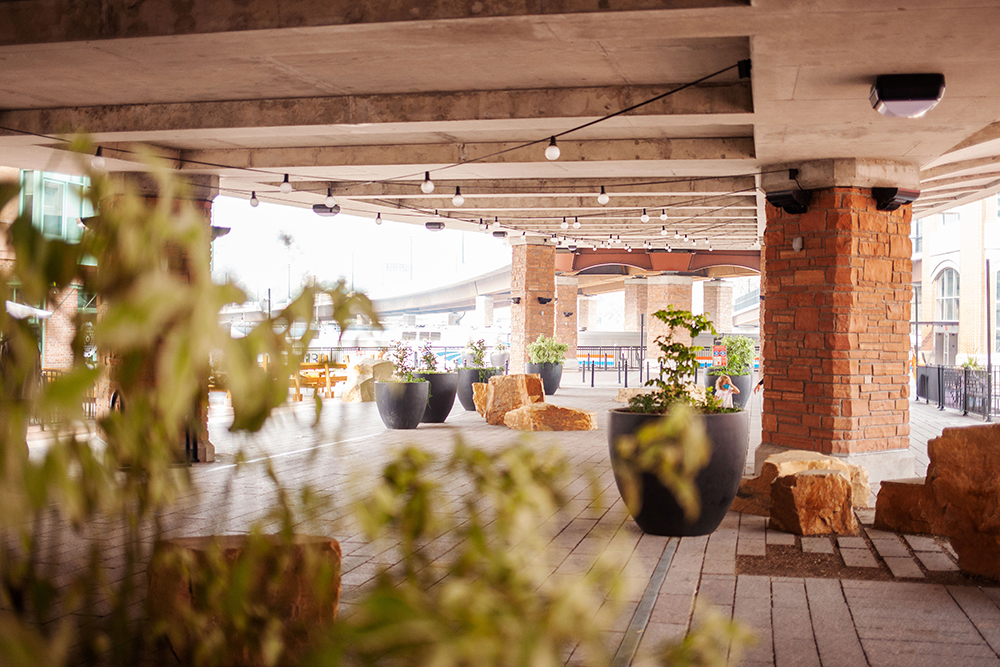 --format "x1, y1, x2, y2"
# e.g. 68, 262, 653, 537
510, 237, 555, 373
42, 285, 79, 370
554, 275, 578, 366
624, 277, 648, 332
759, 186, 913, 479
645, 275, 694, 361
